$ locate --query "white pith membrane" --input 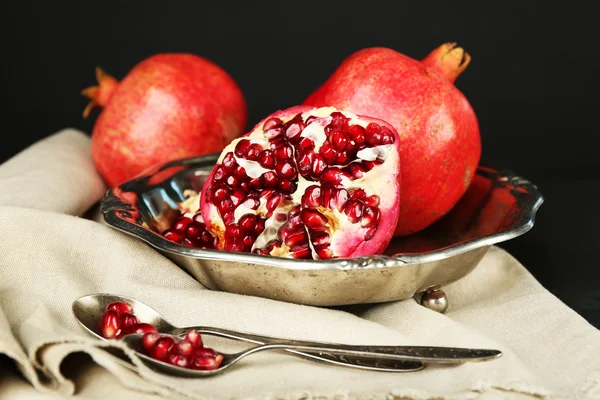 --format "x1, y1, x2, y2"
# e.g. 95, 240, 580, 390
205, 106, 399, 259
